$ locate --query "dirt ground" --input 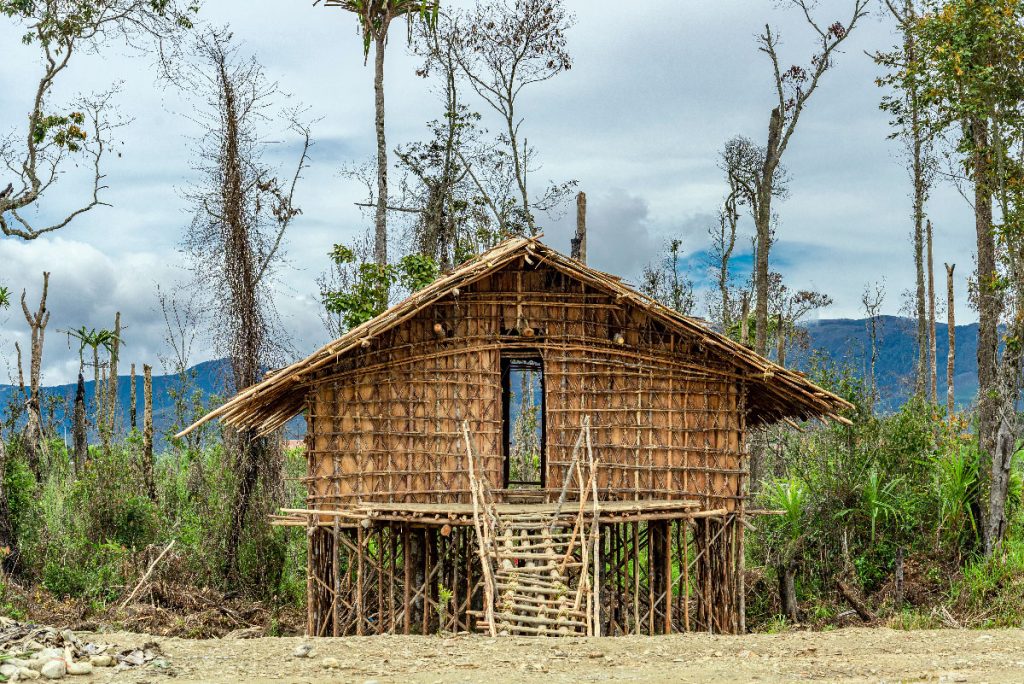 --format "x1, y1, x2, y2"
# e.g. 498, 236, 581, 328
77, 627, 1024, 683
